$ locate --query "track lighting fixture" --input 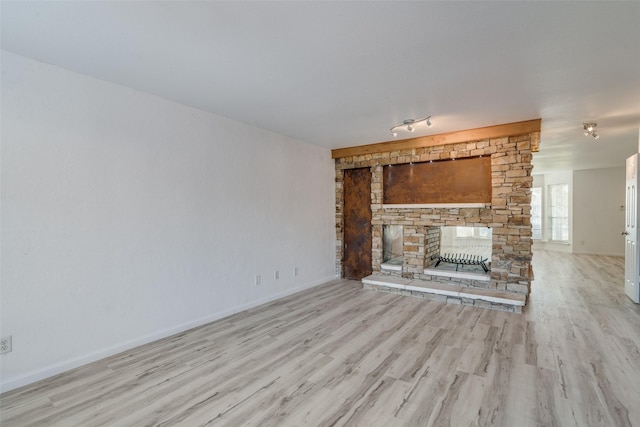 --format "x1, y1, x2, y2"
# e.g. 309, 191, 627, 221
390, 116, 432, 137
583, 122, 599, 139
